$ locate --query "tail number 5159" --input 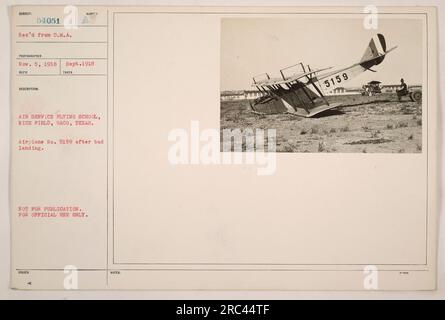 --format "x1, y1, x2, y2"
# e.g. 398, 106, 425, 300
324, 73, 349, 88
